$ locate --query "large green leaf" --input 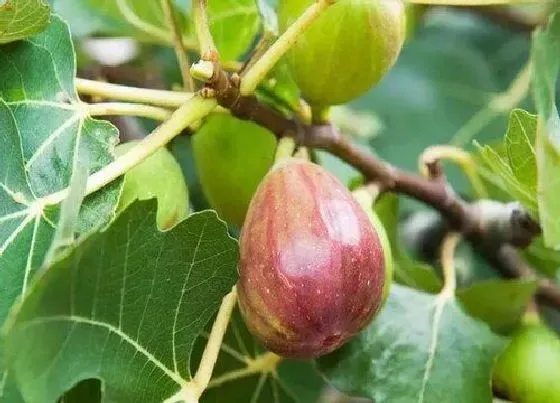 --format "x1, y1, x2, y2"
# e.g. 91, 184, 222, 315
195, 309, 324, 403
533, 13, 560, 250
317, 284, 505, 403
205, 0, 260, 61
0, 15, 122, 325
0, 0, 50, 44
0, 16, 122, 398
4, 201, 239, 402
457, 279, 538, 334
